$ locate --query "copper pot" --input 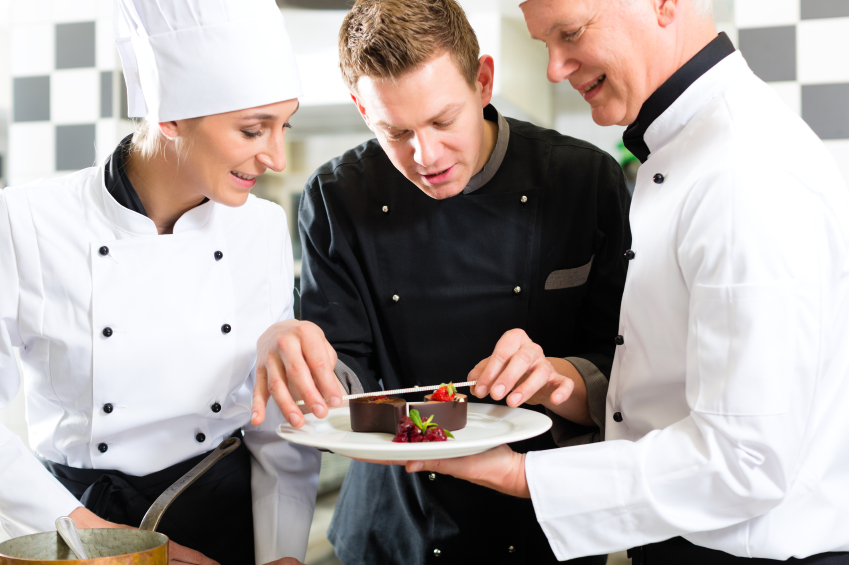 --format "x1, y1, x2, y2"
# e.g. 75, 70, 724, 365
0, 437, 241, 564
